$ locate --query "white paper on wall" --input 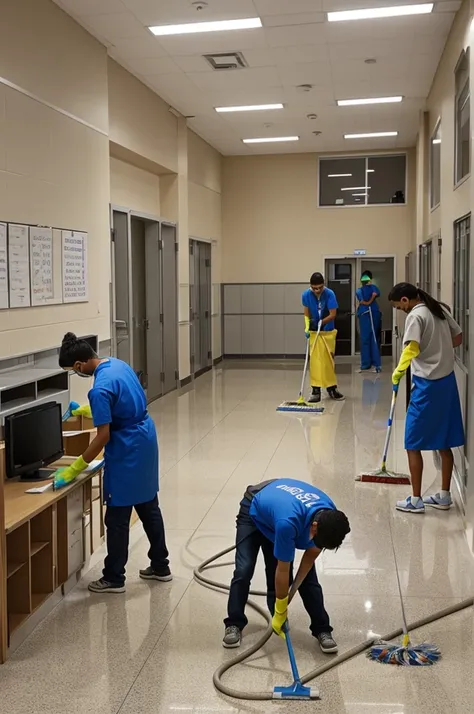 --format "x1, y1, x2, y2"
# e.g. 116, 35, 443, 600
62, 230, 88, 303
8, 223, 31, 308
0, 222, 8, 309
30, 226, 54, 306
